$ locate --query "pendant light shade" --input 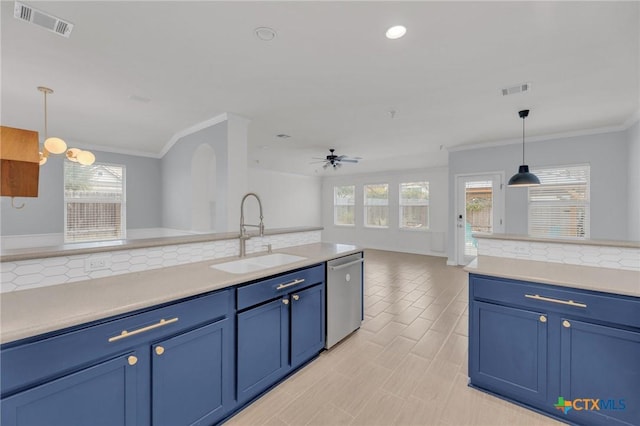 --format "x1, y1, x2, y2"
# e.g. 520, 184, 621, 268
44, 137, 67, 154
508, 109, 540, 187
